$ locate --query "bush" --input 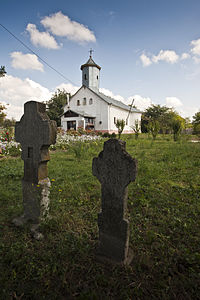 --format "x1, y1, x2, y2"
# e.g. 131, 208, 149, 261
0, 141, 21, 157
171, 119, 182, 141
148, 120, 160, 140
115, 119, 125, 139
111, 132, 116, 138
0, 127, 14, 143
102, 132, 111, 138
